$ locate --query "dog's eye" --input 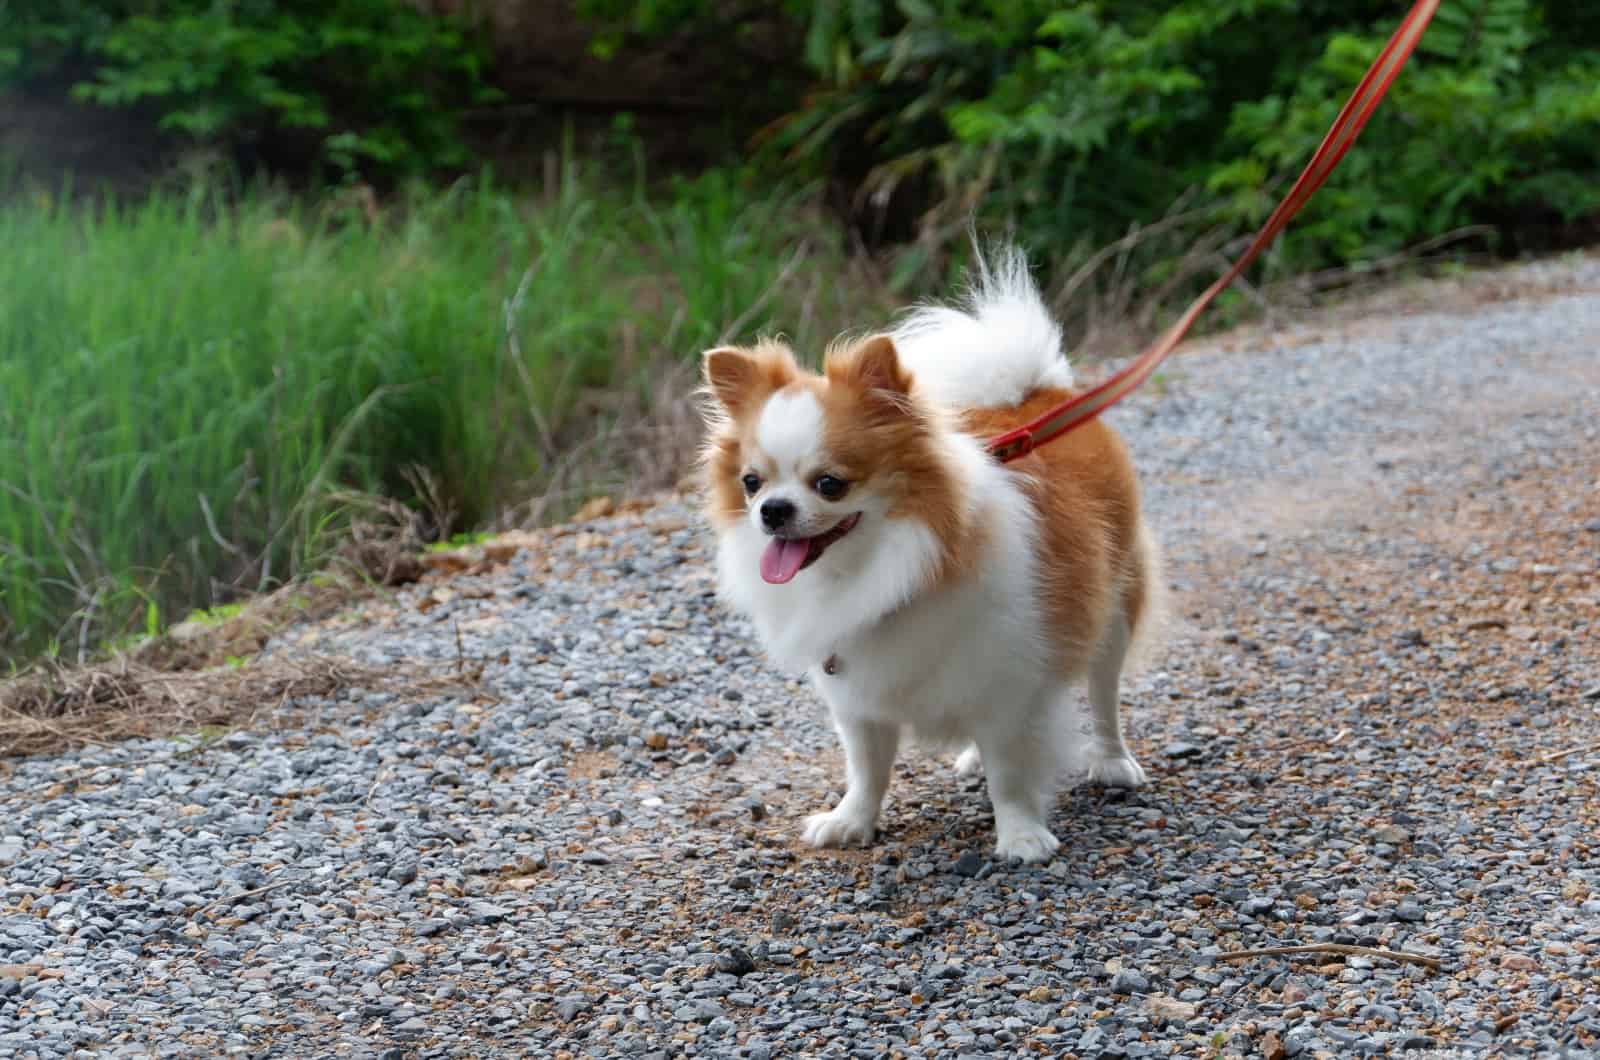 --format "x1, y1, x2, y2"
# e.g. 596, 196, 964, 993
740, 473, 762, 496
813, 475, 849, 500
